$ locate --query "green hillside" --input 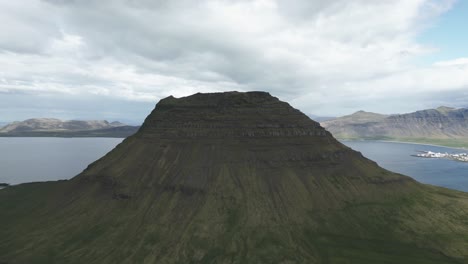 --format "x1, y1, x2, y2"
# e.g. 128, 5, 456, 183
1, 92, 468, 263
